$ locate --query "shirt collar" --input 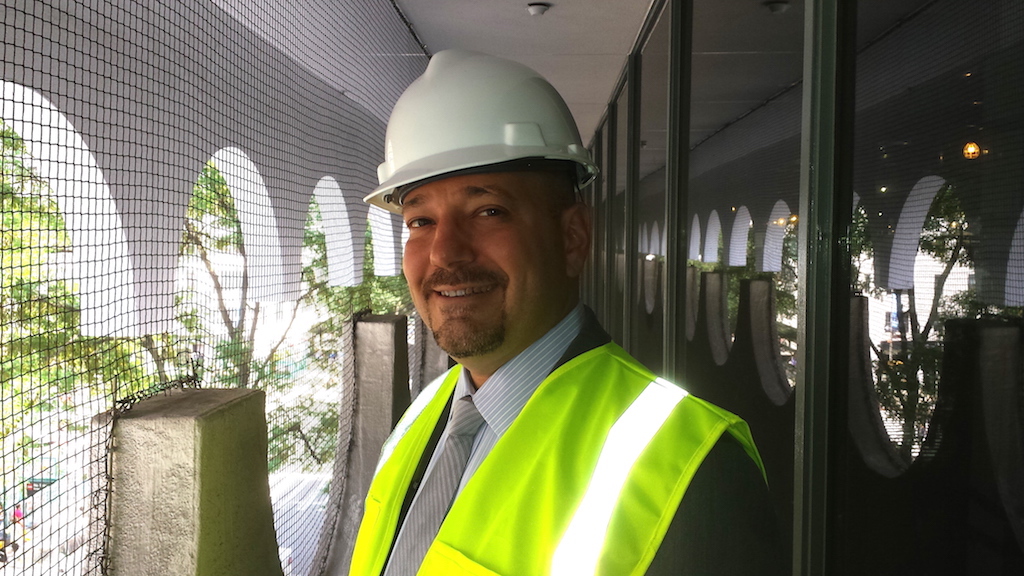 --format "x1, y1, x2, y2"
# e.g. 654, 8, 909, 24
455, 303, 584, 436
